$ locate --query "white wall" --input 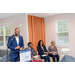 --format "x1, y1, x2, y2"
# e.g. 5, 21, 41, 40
45, 13, 75, 57
0, 13, 29, 50
0, 13, 45, 50
1, 13, 75, 58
